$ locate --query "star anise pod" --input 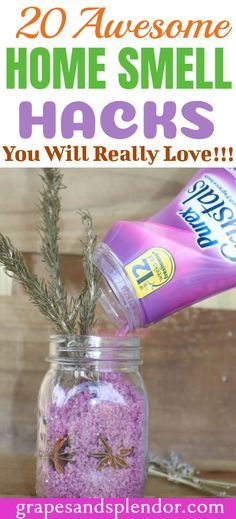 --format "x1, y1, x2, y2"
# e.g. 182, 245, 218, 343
80, 370, 98, 382
88, 435, 134, 471
48, 435, 74, 475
